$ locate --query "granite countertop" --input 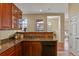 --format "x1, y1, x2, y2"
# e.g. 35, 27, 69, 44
0, 38, 57, 54
0, 39, 24, 54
